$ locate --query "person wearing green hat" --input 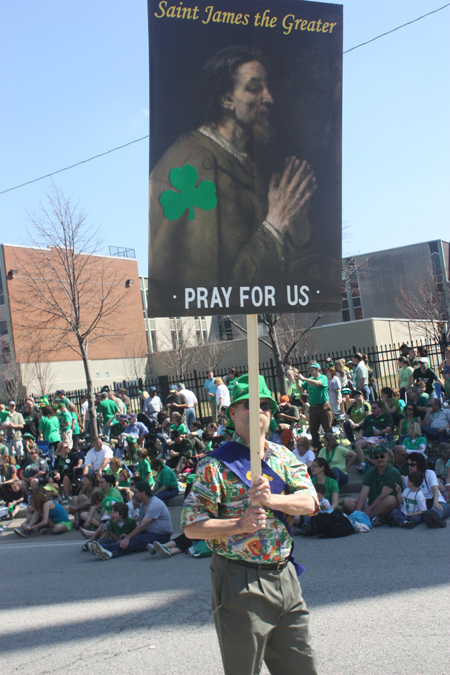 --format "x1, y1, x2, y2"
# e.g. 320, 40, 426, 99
182, 373, 319, 675
342, 446, 402, 527
297, 362, 333, 451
